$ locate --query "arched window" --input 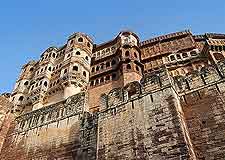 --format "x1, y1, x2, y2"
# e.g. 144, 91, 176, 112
125, 51, 130, 57
40, 81, 43, 86
182, 53, 188, 58
52, 53, 56, 58
44, 81, 48, 87
67, 54, 71, 58
127, 64, 131, 69
106, 75, 110, 81
95, 79, 99, 85
70, 40, 74, 45
64, 69, 68, 74
134, 52, 138, 58
85, 56, 89, 61
100, 63, 104, 69
24, 81, 29, 86
41, 68, 43, 72
96, 66, 100, 71
48, 67, 52, 71
100, 77, 104, 83
91, 67, 95, 73
112, 73, 117, 80
111, 59, 116, 66
76, 51, 81, 55
73, 66, 78, 71
29, 68, 34, 72
136, 66, 139, 71
87, 42, 91, 48
83, 71, 87, 77
78, 37, 83, 42
19, 96, 24, 101
45, 66, 47, 70
90, 81, 94, 86
106, 62, 110, 67
170, 55, 175, 61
